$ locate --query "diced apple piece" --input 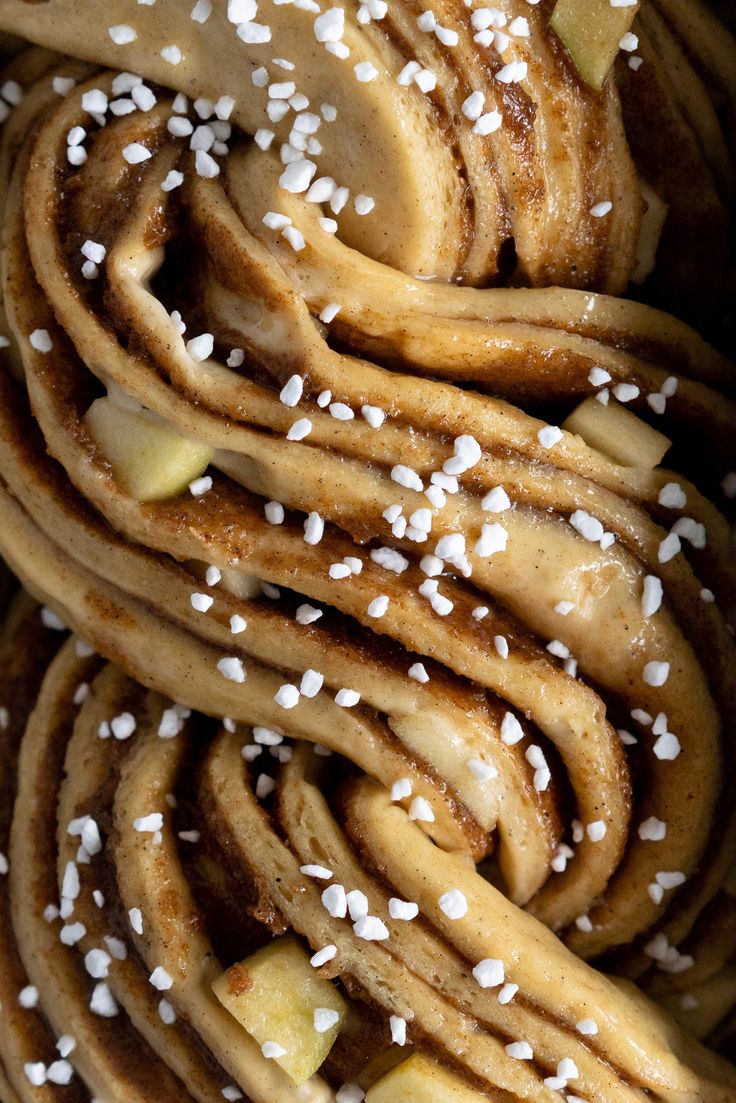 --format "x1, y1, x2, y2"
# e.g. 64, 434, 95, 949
219, 567, 262, 600
357, 1047, 414, 1091
212, 935, 347, 1086
366, 1053, 488, 1102
563, 396, 671, 469
184, 562, 262, 599
631, 180, 669, 285
550, 0, 640, 91
85, 396, 213, 501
